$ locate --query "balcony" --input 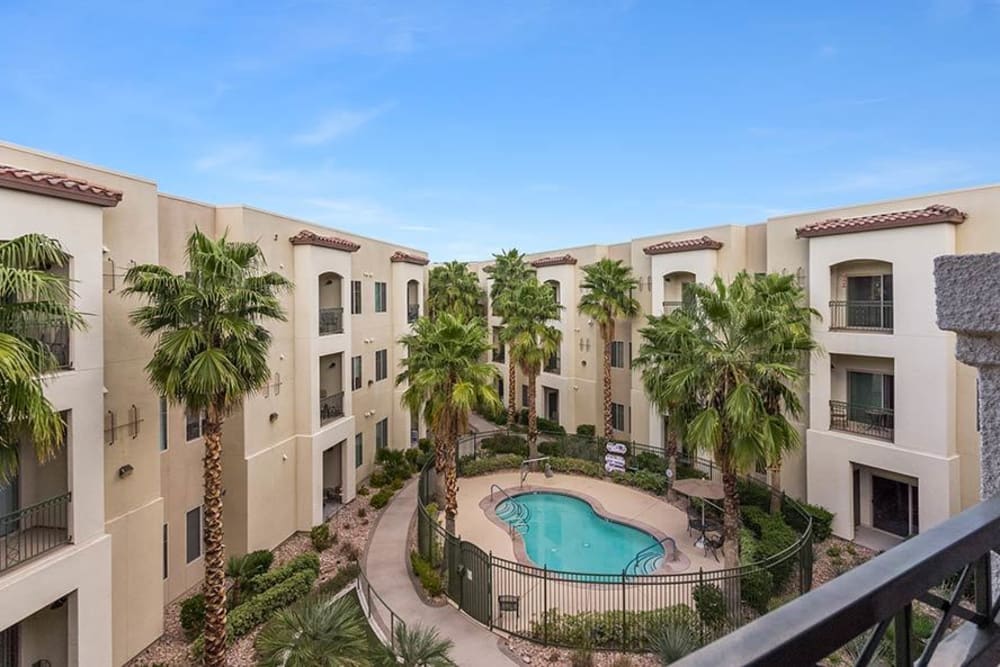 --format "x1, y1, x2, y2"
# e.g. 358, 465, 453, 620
662, 300, 683, 314
319, 307, 344, 336
0, 492, 71, 574
407, 303, 420, 323
830, 300, 893, 332
492, 347, 505, 363
24, 324, 70, 369
320, 391, 344, 425
830, 399, 894, 441
544, 355, 560, 375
